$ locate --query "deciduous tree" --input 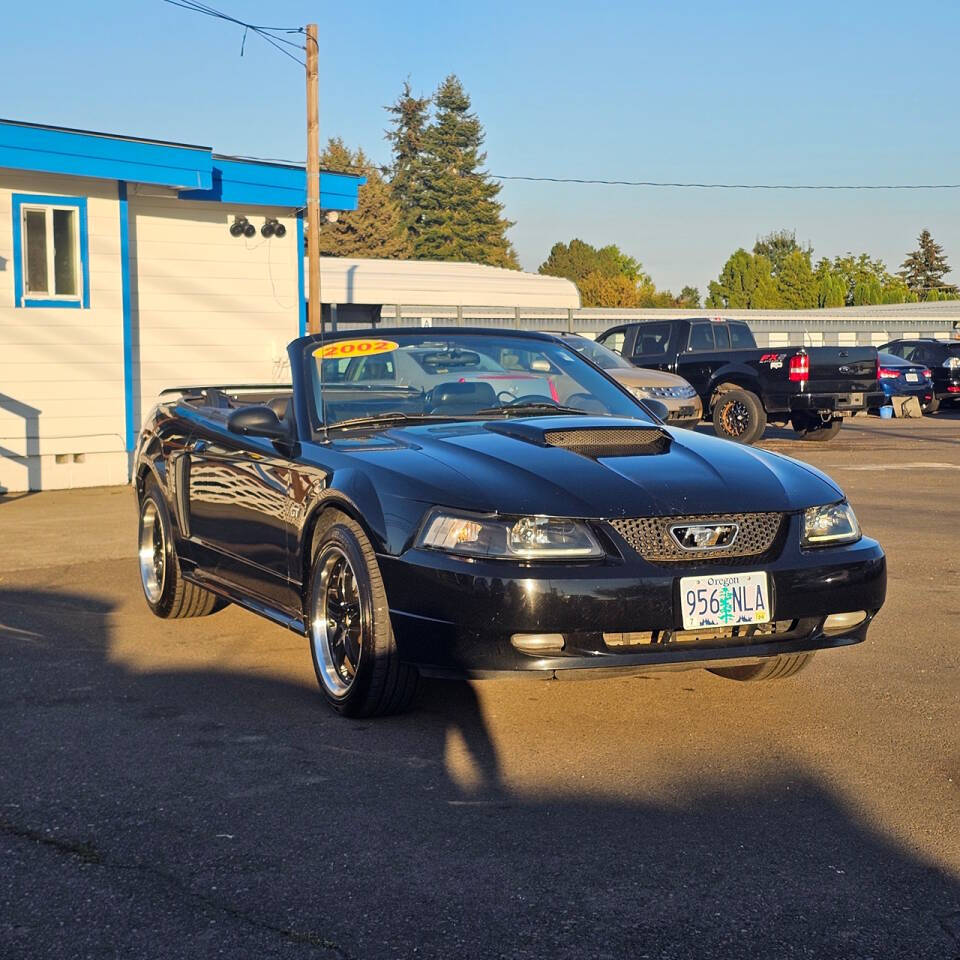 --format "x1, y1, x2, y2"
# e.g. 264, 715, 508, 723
706, 250, 780, 309
776, 250, 818, 309
753, 229, 812, 276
